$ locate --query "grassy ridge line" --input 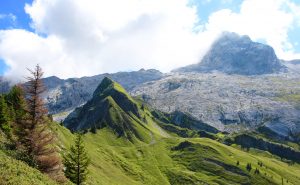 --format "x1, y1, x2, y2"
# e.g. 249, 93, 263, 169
53, 122, 300, 185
